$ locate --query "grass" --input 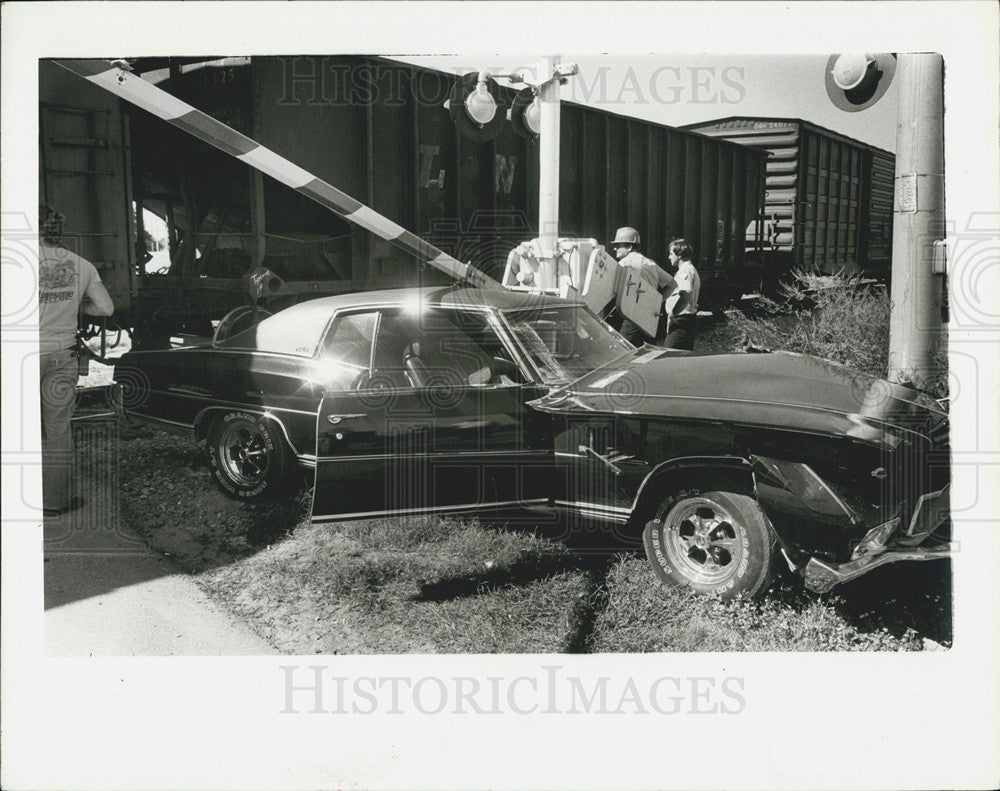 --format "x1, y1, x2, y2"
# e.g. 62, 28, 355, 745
198, 515, 947, 653
588, 556, 934, 652
113, 422, 601, 654
198, 515, 597, 654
